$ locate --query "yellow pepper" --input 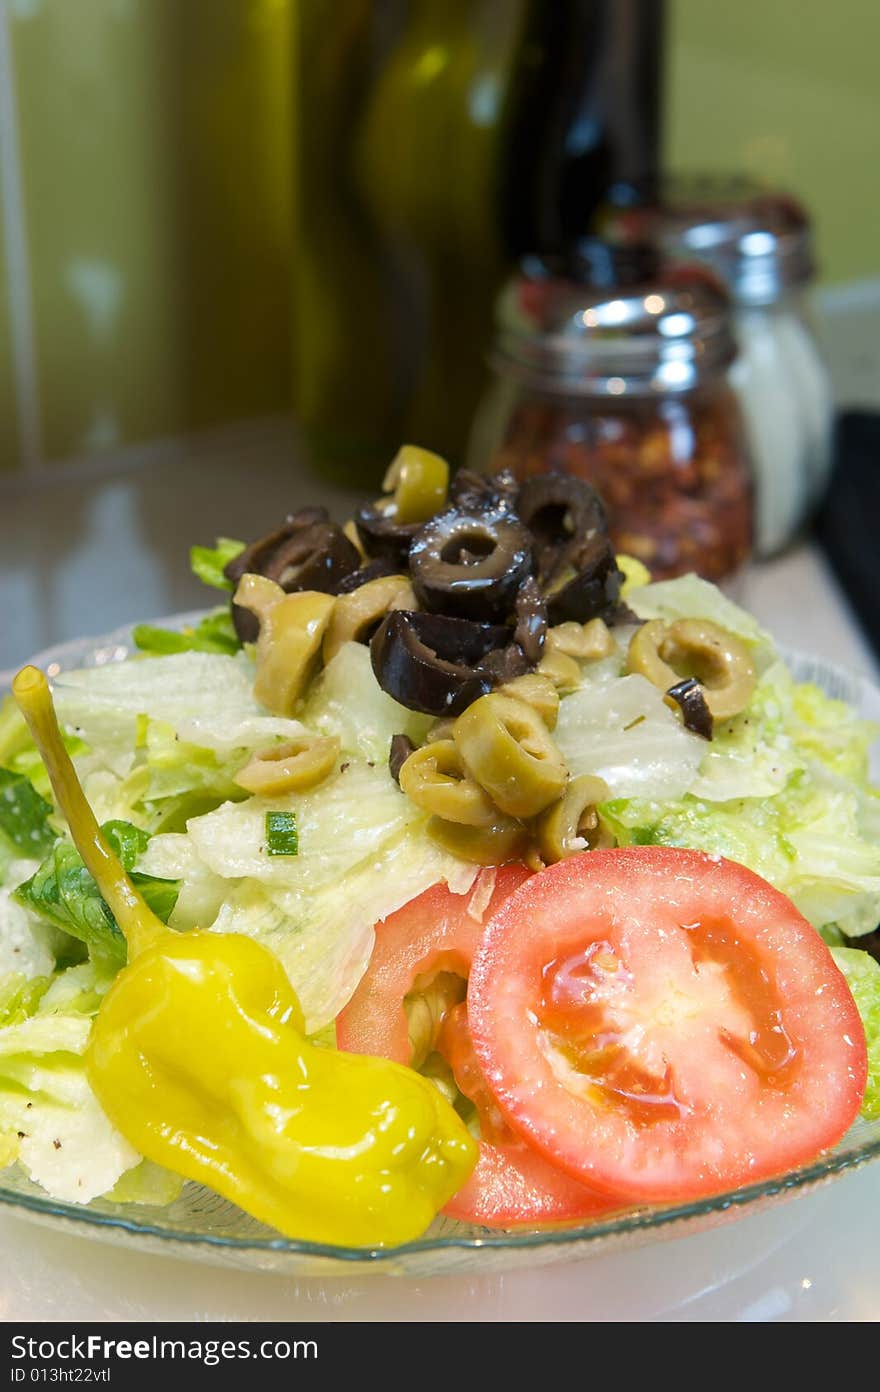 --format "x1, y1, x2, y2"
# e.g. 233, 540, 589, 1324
12, 666, 476, 1248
